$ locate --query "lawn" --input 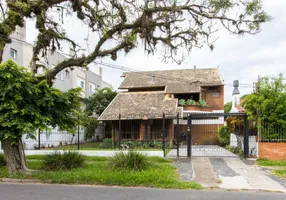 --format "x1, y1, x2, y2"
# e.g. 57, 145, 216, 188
256, 159, 286, 178
0, 155, 202, 190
